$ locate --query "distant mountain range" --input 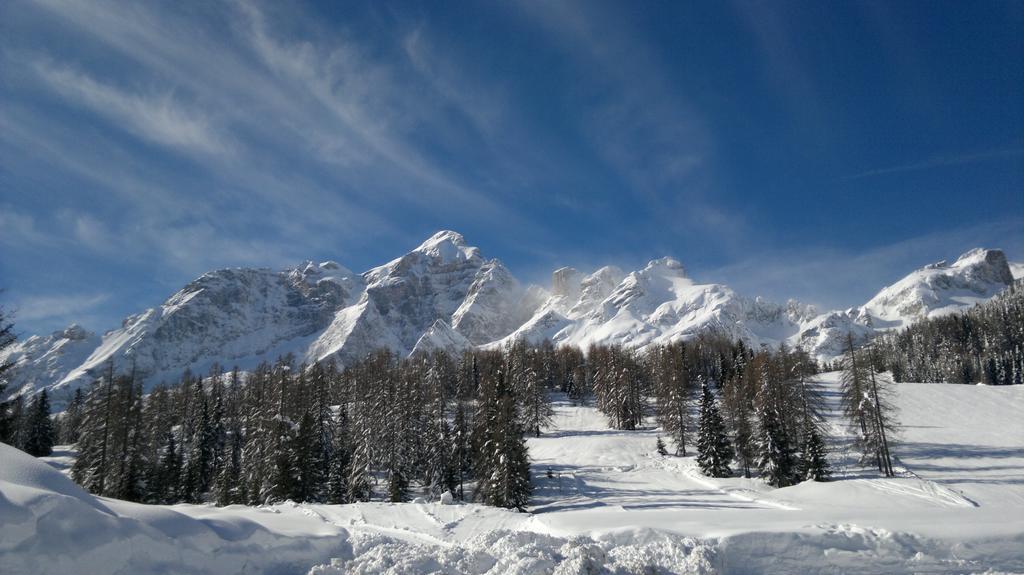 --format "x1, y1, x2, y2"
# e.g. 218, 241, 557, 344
2, 231, 1019, 404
